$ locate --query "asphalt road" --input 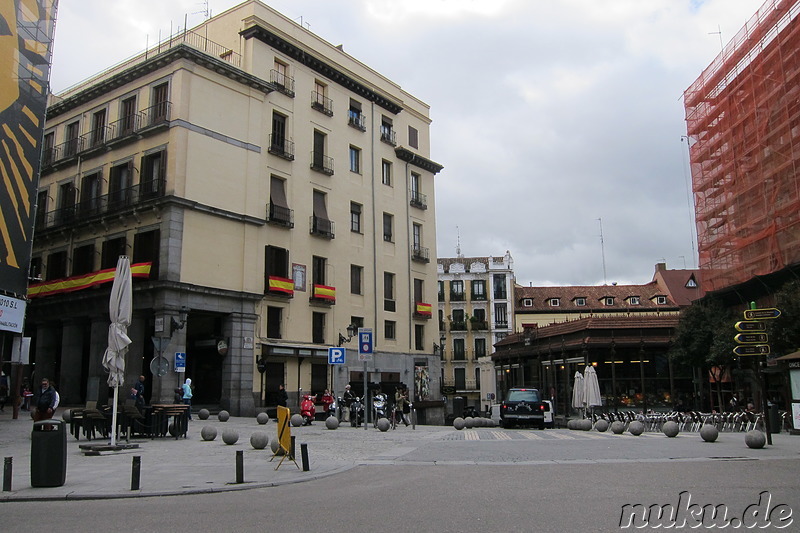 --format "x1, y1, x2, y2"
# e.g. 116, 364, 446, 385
4, 429, 799, 532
